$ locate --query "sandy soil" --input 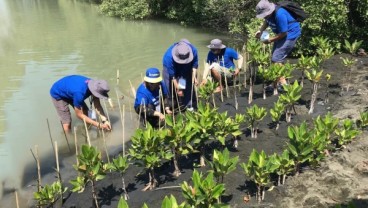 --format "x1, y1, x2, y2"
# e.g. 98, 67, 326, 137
4, 54, 368, 208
